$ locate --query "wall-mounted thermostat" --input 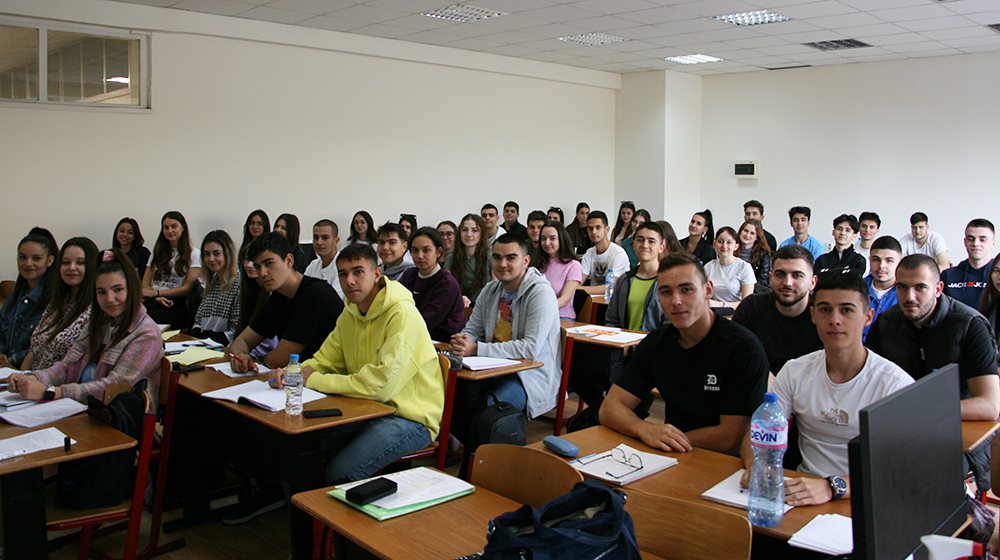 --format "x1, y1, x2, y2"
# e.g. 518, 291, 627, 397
735, 161, 757, 179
